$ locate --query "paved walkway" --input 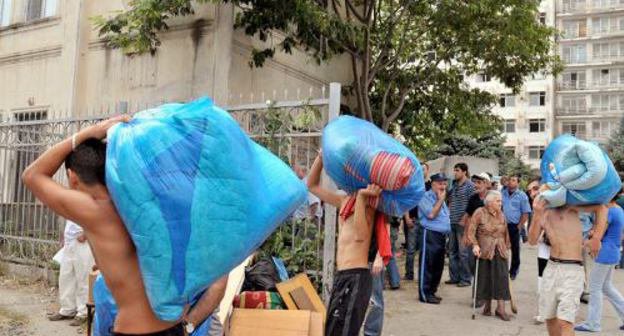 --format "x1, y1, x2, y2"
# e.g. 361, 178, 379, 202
384, 244, 624, 336
2, 244, 624, 335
